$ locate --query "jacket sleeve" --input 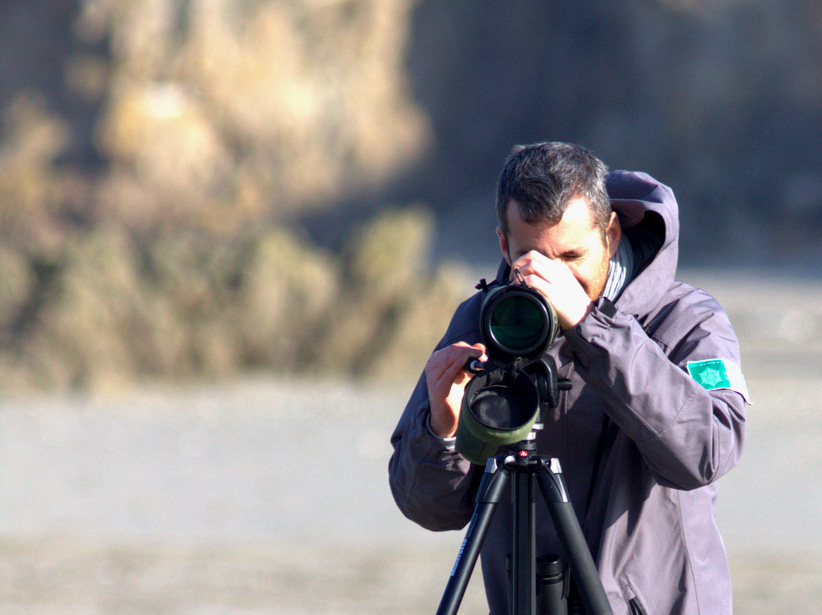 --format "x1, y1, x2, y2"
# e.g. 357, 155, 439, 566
564, 292, 748, 490
388, 297, 483, 531
388, 372, 478, 531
